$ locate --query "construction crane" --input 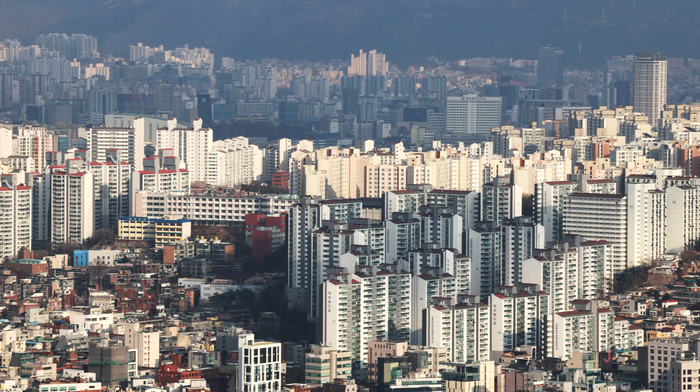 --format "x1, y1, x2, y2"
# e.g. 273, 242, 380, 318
543, 119, 567, 139
288, 107, 306, 125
